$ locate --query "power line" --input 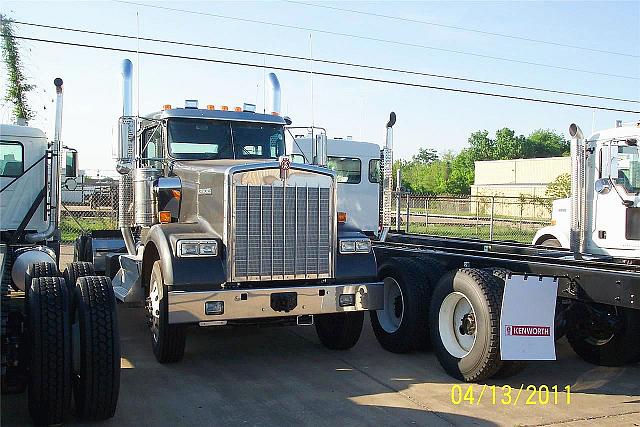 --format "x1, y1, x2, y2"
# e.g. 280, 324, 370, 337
285, 0, 640, 59
14, 20, 639, 104
112, 0, 639, 81
14, 35, 640, 114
